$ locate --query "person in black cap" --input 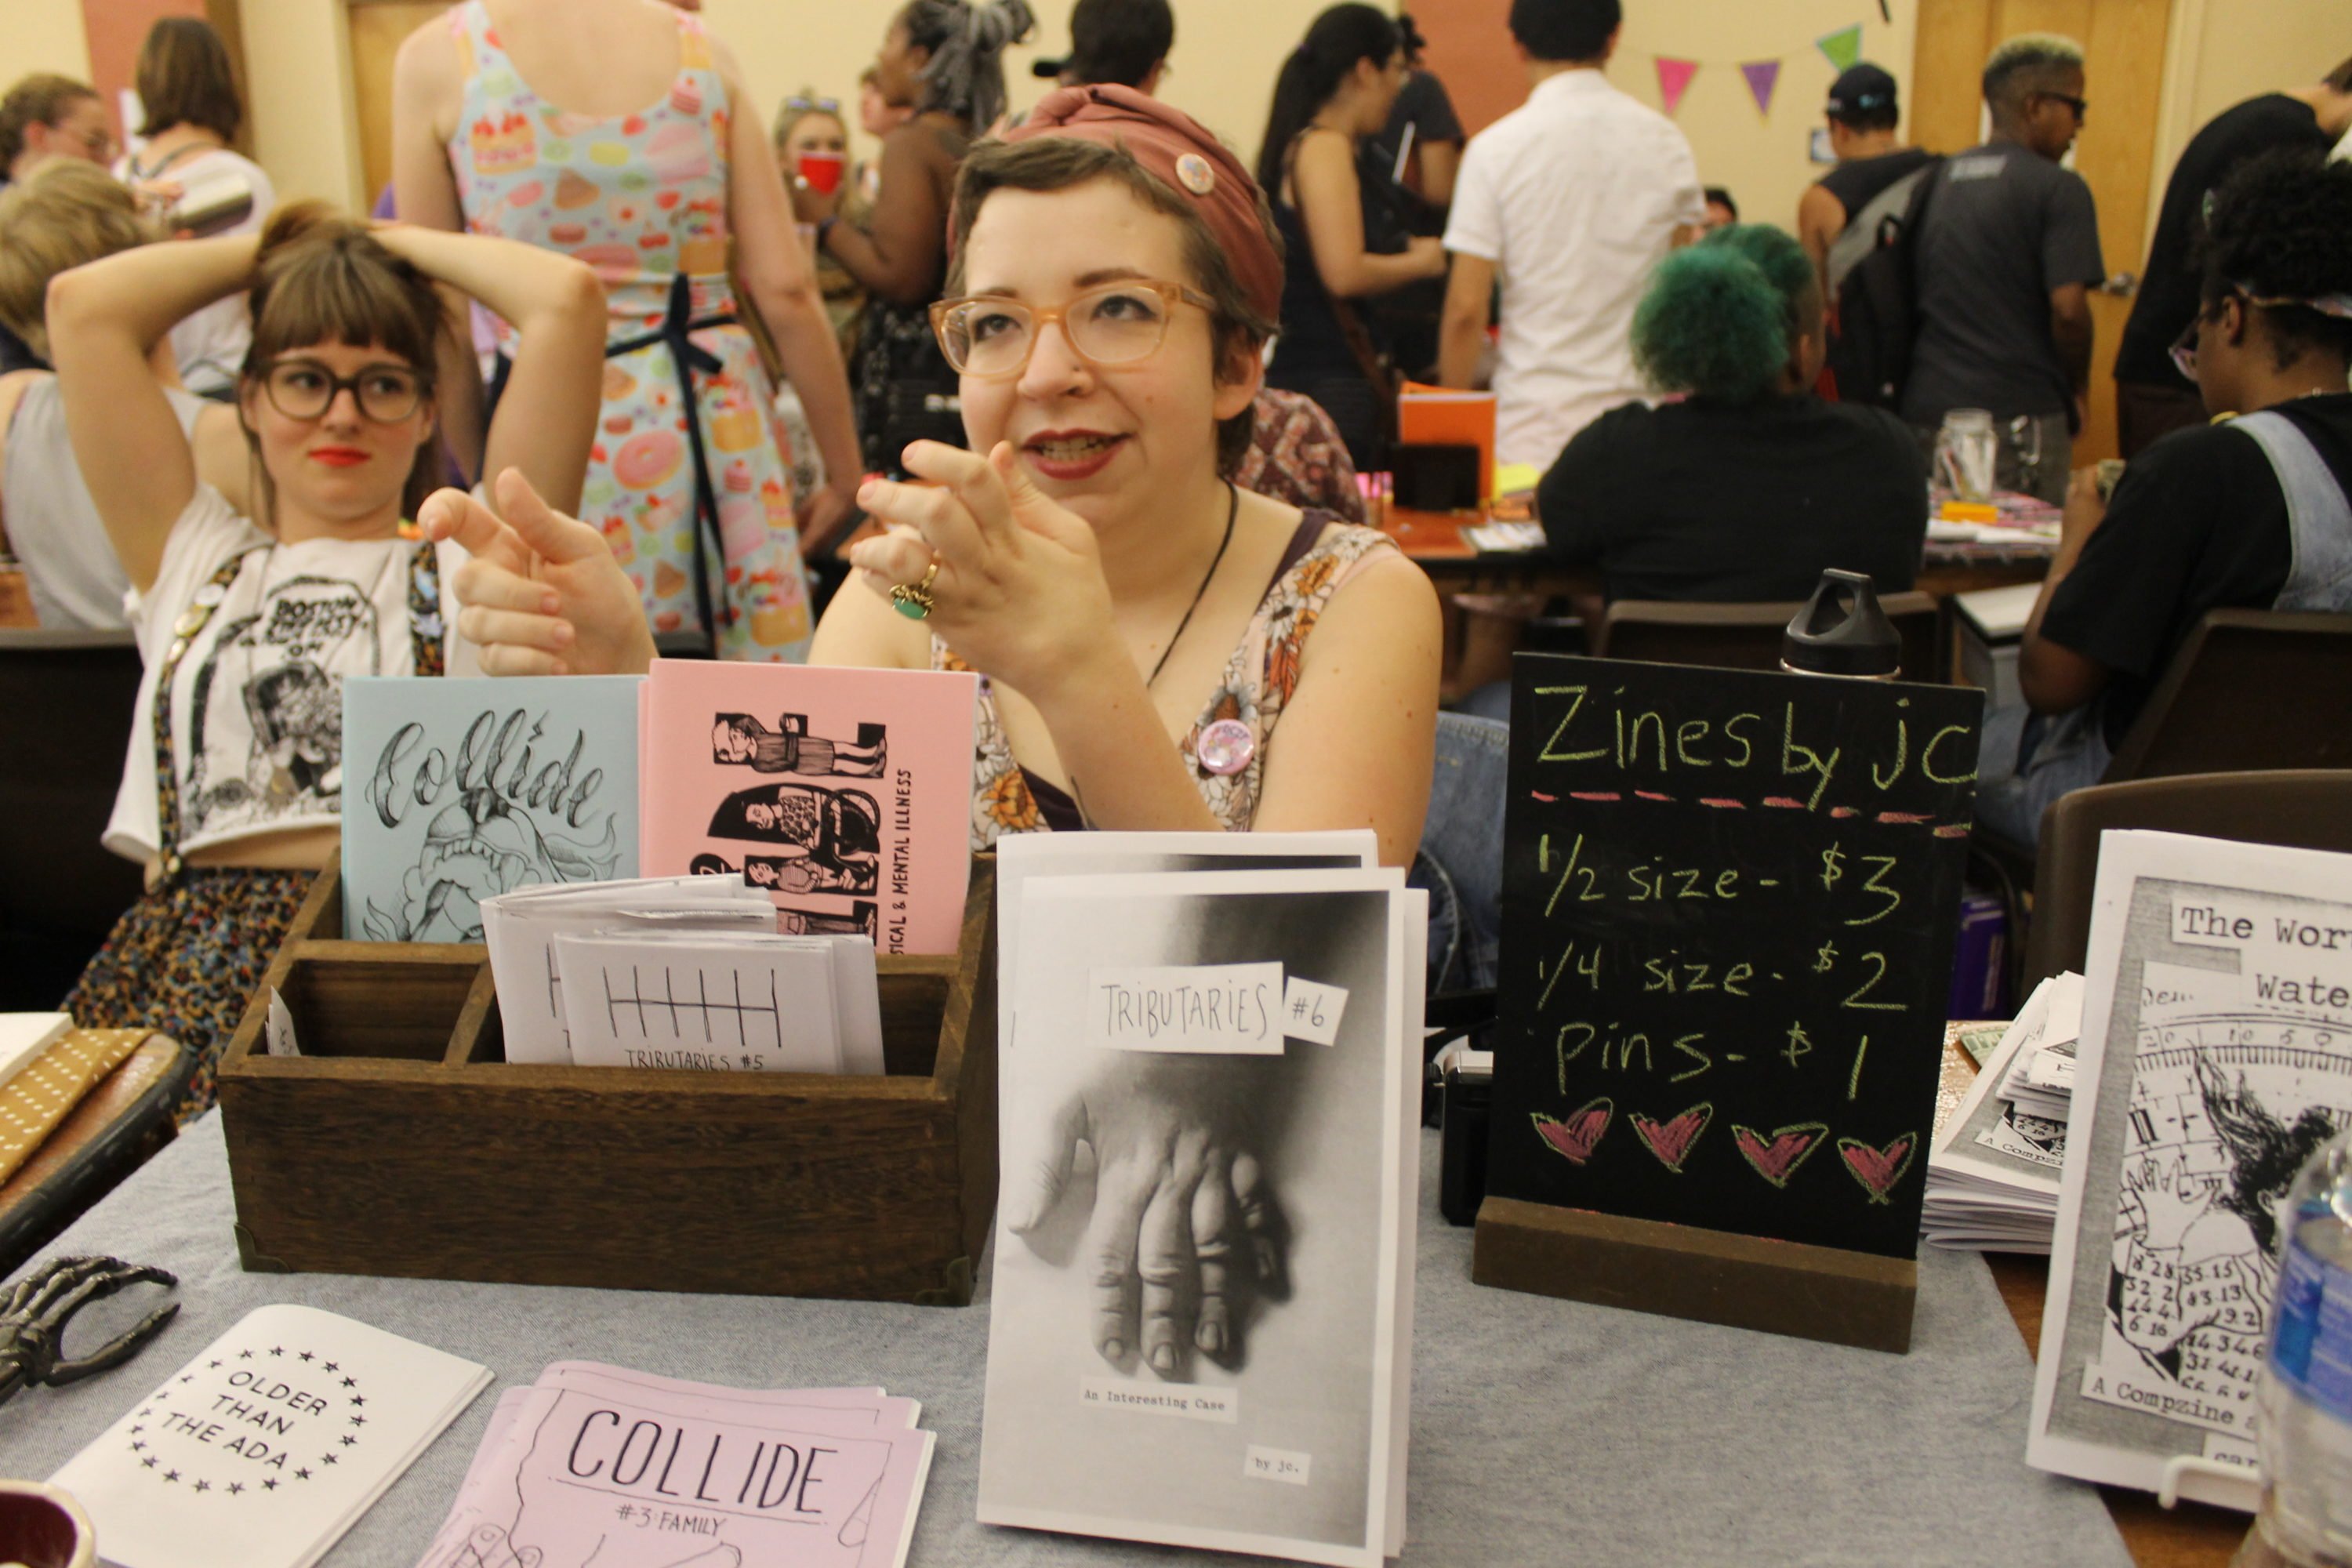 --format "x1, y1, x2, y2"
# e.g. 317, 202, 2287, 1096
1795, 63, 1930, 279
1031, 0, 1174, 95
